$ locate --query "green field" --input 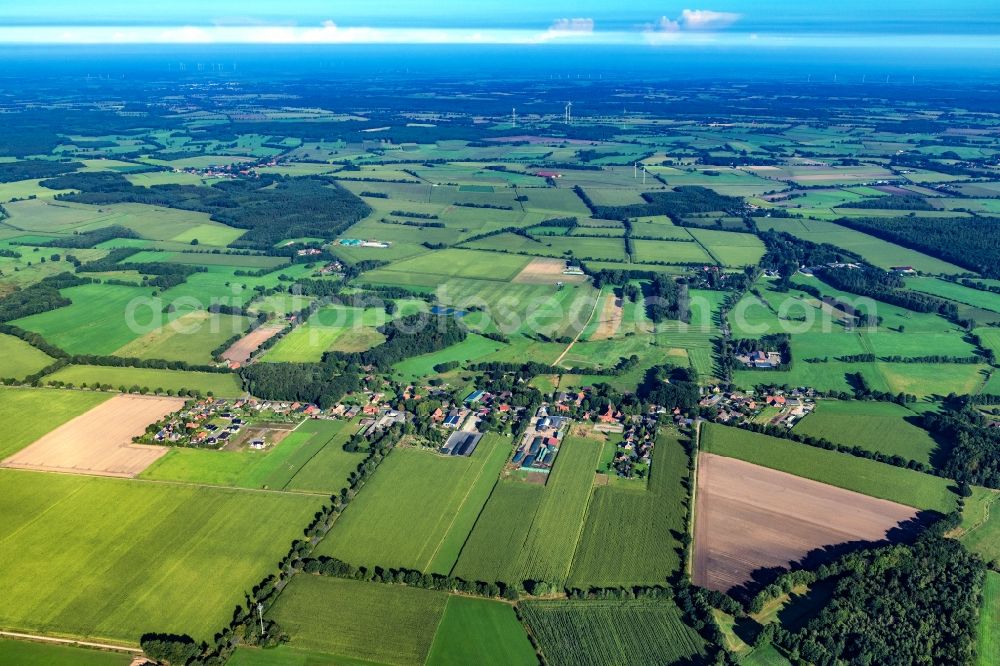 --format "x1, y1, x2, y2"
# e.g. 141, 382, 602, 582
959, 489, 1000, 563
268, 576, 447, 666
45, 365, 243, 397
0, 333, 54, 380
0, 387, 110, 459
112, 311, 250, 364
0, 639, 131, 666
315, 433, 510, 573
791, 400, 938, 465
13, 283, 155, 355
701, 423, 956, 513
141, 419, 364, 492
453, 433, 603, 585
0, 469, 320, 643
425, 596, 537, 666
393, 334, 505, 380
262, 305, 395, 363
977, 571, 1000, 666
567, 432, 690, 587
365, 249, 531, 284
519, 599, 707, 666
